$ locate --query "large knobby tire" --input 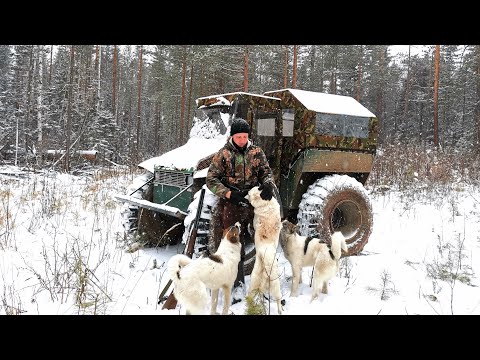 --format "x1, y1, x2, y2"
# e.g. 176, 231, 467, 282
297, 174, 373, 255
121, 172, 183, 246
242, 235, 256, 276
